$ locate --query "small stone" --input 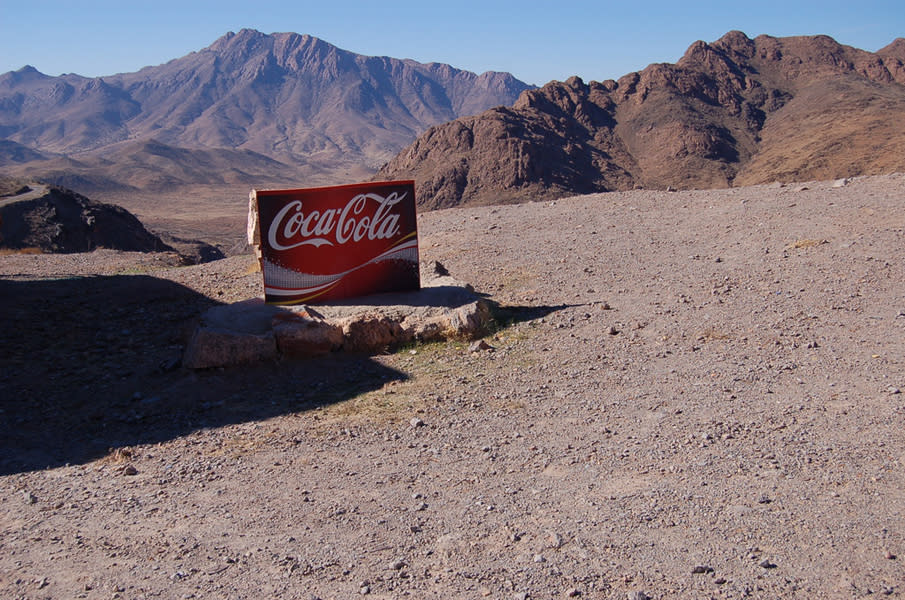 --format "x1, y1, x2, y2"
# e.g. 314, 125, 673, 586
359, 585, 370, 595
758, 559, 777, 569
691, 565, 713, 574
414, 502, 428, 511
120, 464, 138, 476
410, 417, 425, 428
158, 355, 181, 372
888, 387, 901, 395
468, 340, 494, 353
628, 592, 650, 600
608, 326, 619, 335
757, 495, 771, 504
391, 559, 406, 570
515, 593, 530, 600
22, 490, 37, 504
565, 588, 581, 597
533, 554, 546, 563
714, 577, 727, 585
885, 551, 897, 560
